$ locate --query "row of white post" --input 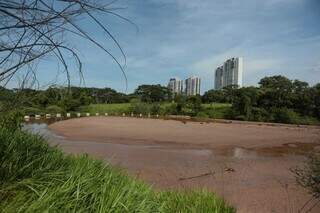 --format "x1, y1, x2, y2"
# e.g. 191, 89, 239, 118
24, 112, 159, 122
